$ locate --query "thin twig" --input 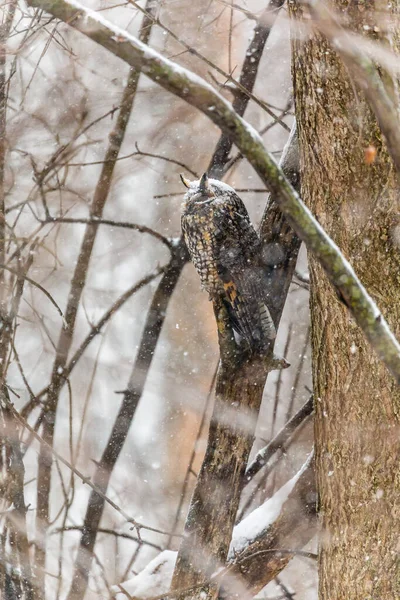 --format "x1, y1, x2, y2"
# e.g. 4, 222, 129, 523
60, 142, 199, 177
28, 0, 393, 389
0, 0, 17, 312
63, 5, 160, 599
128, 0, 289, 132
213, 0, 258, 21
133, 142, 199, 178
41, 216, 173, 250
17, 265, 166, 419
271, 324, 293, 437
285, 326, 310, 422
0, 261, 65, 325
0, 394, 182, 539
65, 264, 166, 378
53, 526, 163, 551
208, 0, 287, 177
33, 6, 159, 592
67, 239, 188, 600
167, 362, 218, 548
245, 395, 314, 482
